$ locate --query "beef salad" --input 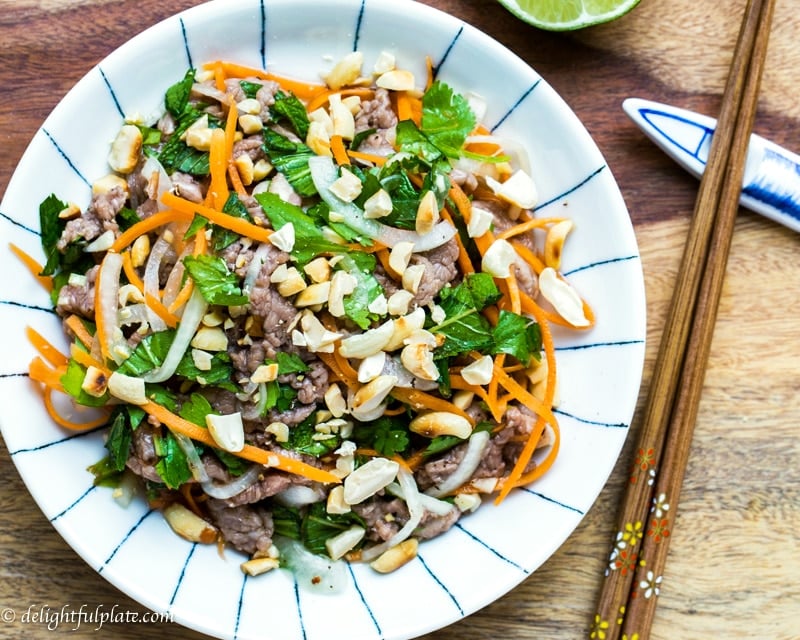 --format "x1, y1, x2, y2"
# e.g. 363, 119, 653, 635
24, 51, 593, 578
